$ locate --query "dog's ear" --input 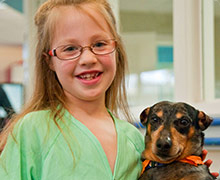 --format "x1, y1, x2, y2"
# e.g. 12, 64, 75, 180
140, 108, 150, 126
197, 111, 213, 131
